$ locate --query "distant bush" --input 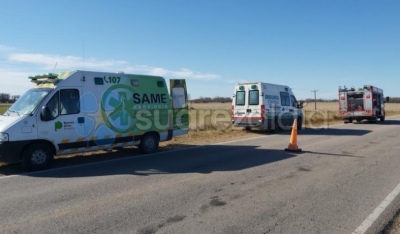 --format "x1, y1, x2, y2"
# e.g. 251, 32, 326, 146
191, 96, 232, 103
0, 93, 20, 103
300, 98, 338, 103
191, 96, 400, 103
389, 97, 400, 103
